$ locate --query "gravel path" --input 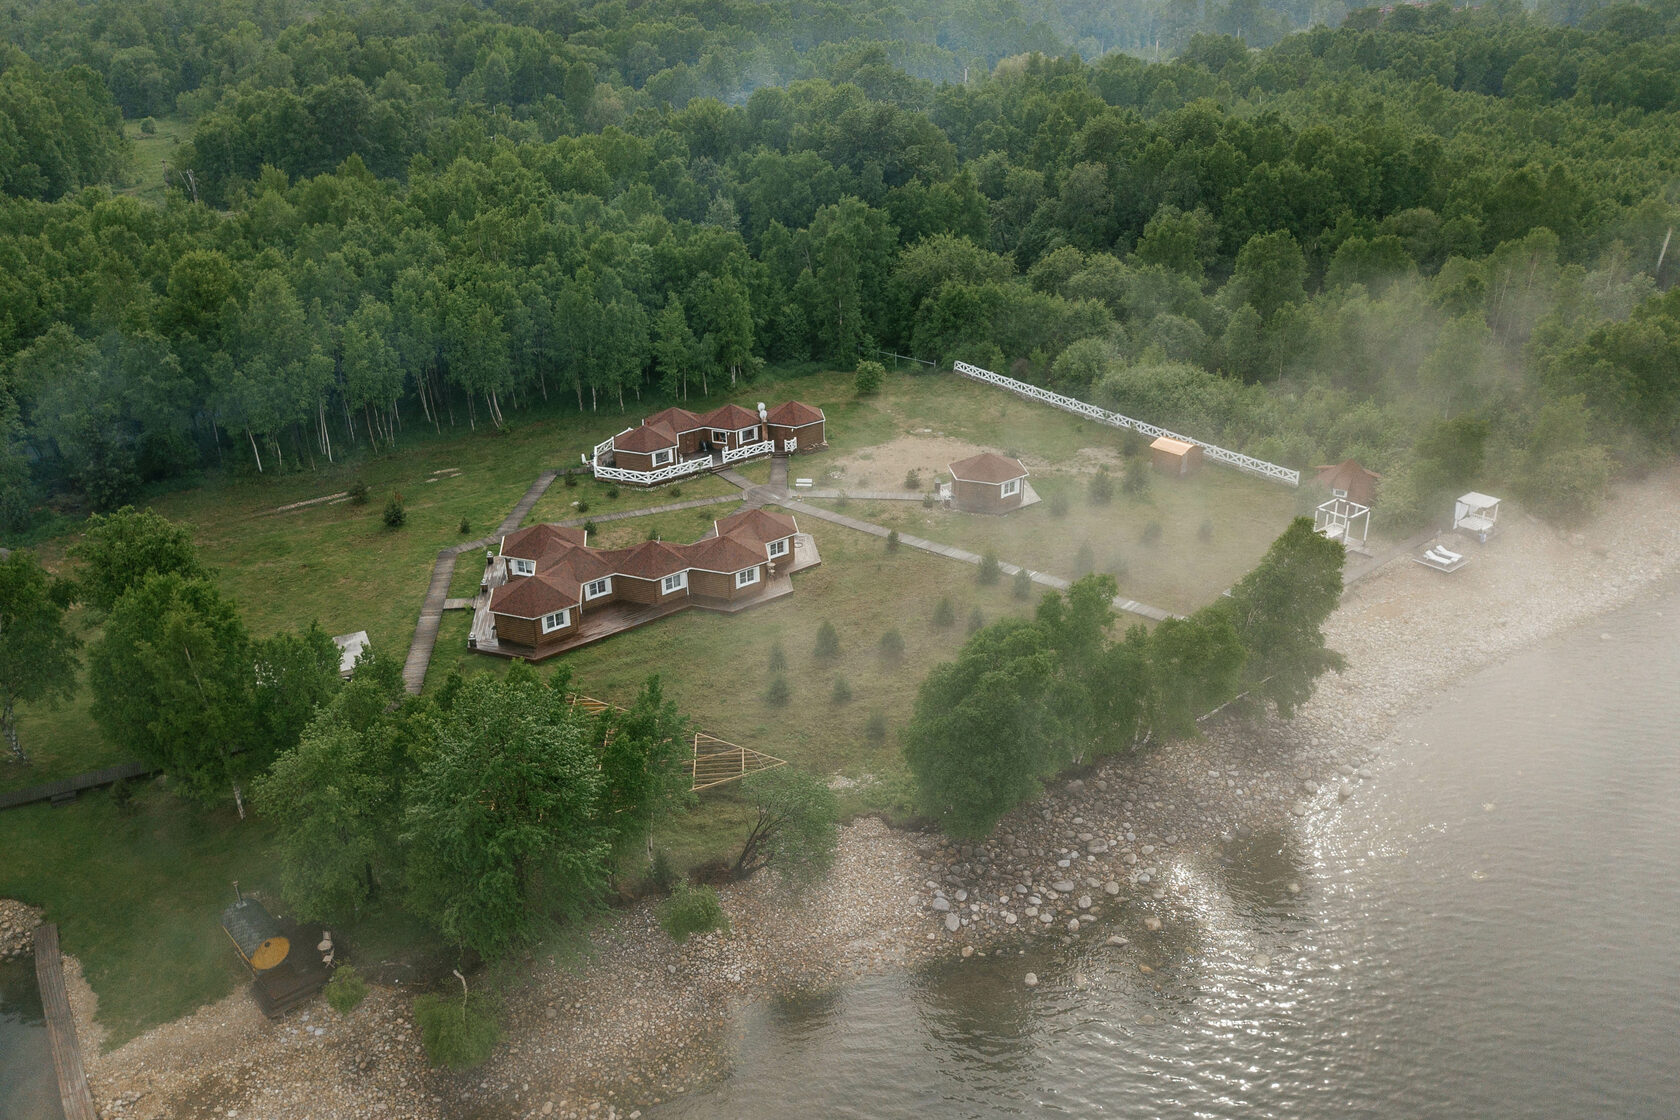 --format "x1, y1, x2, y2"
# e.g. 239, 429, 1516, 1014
38, 467, 1680, 1120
